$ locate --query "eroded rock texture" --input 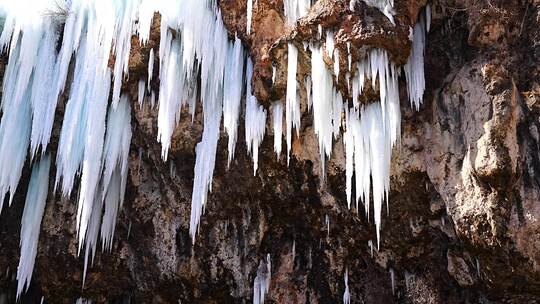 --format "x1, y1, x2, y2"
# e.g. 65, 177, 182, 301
0, 0, 539, 303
